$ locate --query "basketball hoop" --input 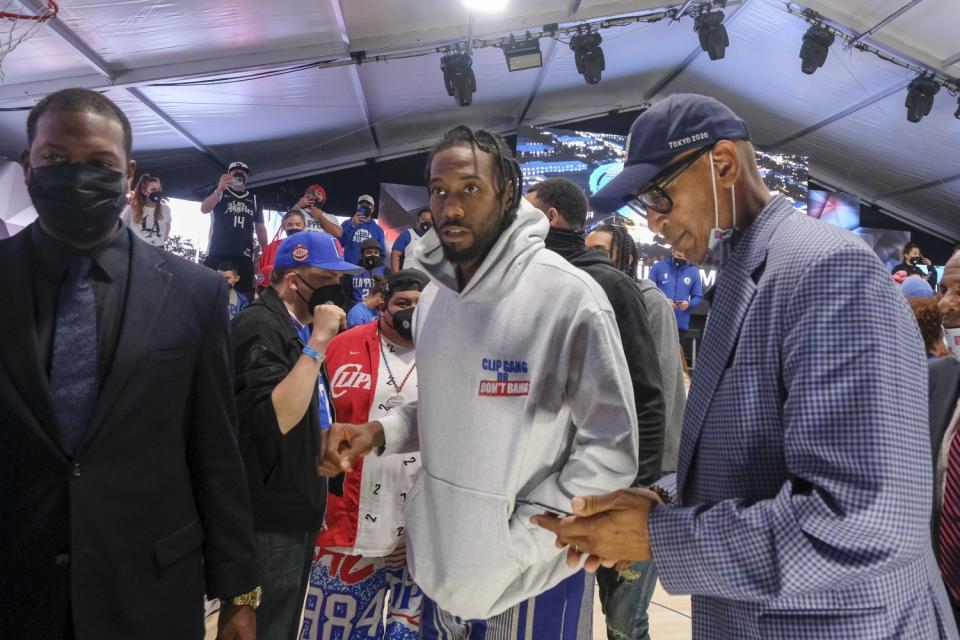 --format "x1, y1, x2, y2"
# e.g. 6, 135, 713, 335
0, 1, 59, 80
